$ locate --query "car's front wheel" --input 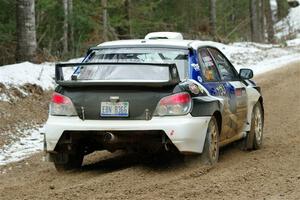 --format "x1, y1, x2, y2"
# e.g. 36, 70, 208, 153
252, 102, 264, 149
242, 101, 264, 150
201, 116, 219, 165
